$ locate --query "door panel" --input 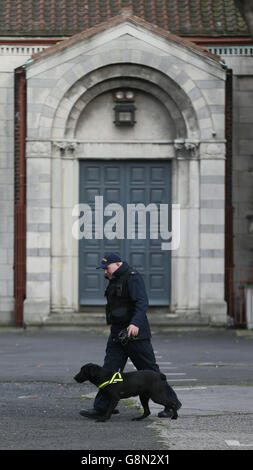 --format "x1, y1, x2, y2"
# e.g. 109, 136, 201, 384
79, 160, 171, 305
